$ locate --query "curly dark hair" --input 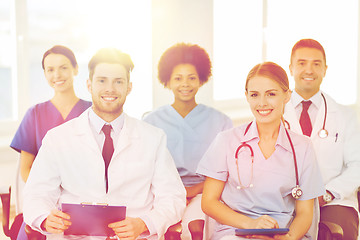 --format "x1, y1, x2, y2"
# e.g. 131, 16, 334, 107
158, 43, 212, 86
